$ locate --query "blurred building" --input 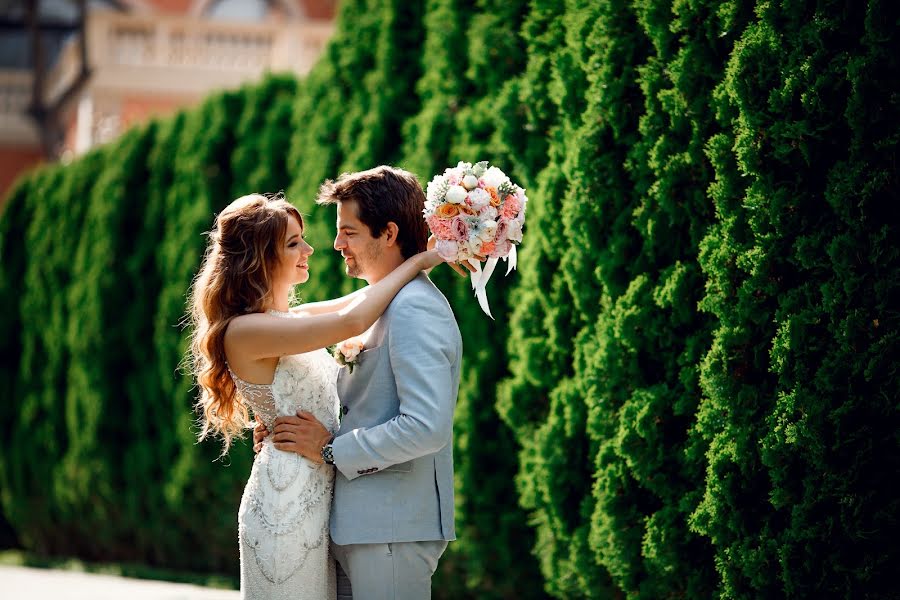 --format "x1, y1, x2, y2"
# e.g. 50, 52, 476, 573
0, 0, 335, 202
